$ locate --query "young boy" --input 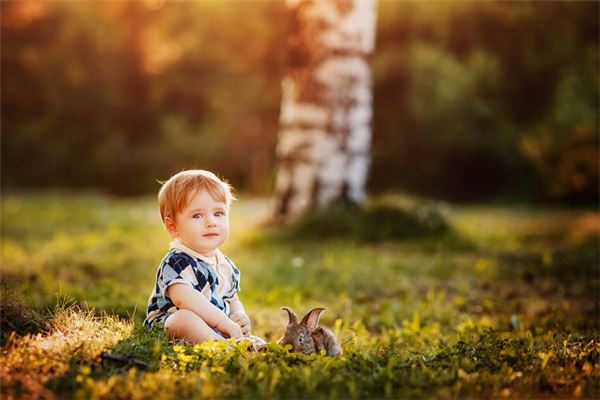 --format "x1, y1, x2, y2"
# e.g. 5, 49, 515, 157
144, 169, 261, 345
